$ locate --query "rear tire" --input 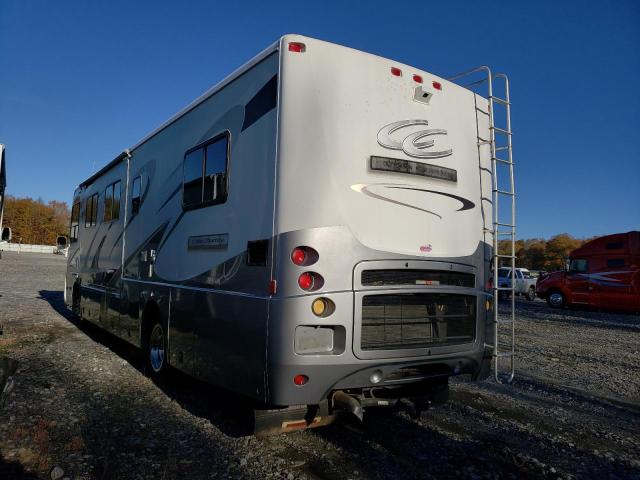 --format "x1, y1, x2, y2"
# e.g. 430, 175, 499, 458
144, 321, 168, 380
71, 285, 82, 320
547, 291, 565, 308
526, 286, 536, 301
